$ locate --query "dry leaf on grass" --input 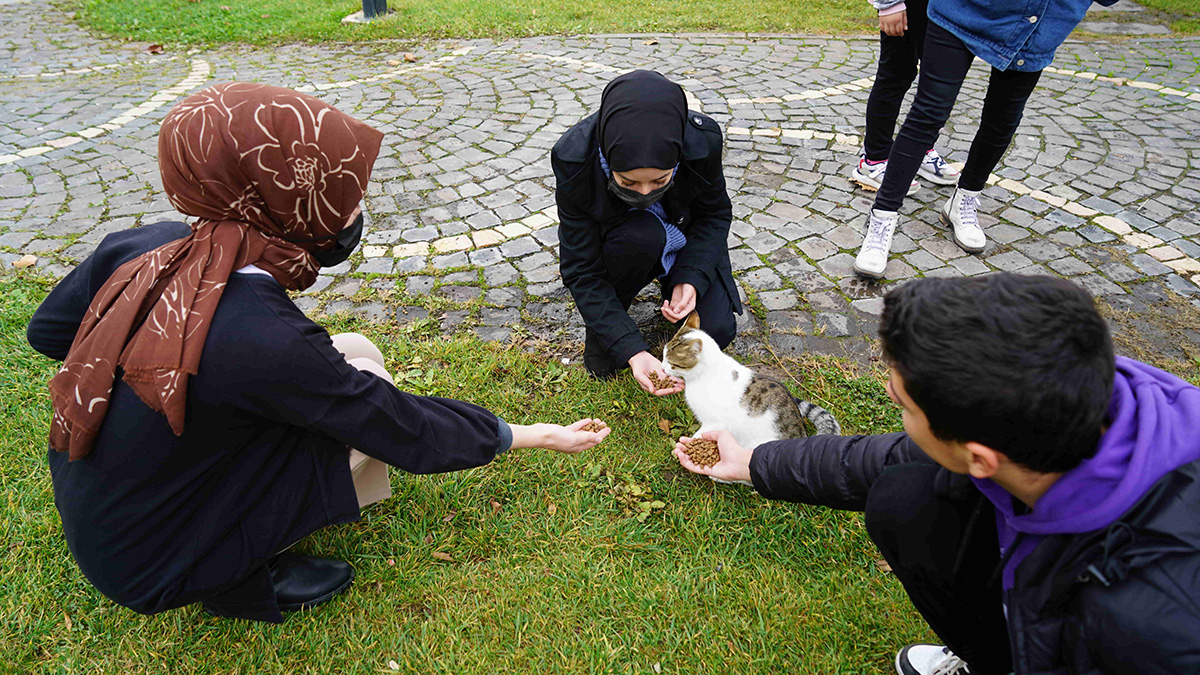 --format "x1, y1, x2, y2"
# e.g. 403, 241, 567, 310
644, 39, 659, 45
657, 418, 671, 434
13, 254, 36, 269
387, 59, 401, 66
547, 503, 557, 515
260, 14, 269, 18
490, 498, 502, 513
64, 614, 72, 631
403, 53, 418, 63
423, 532, 434, 544
875, 558, 892, 573
432, 551, 453, 562
146, 44, 164, 54
387, 660, 400, 671
442, 510, 457, 523
219, 5, 230, 10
